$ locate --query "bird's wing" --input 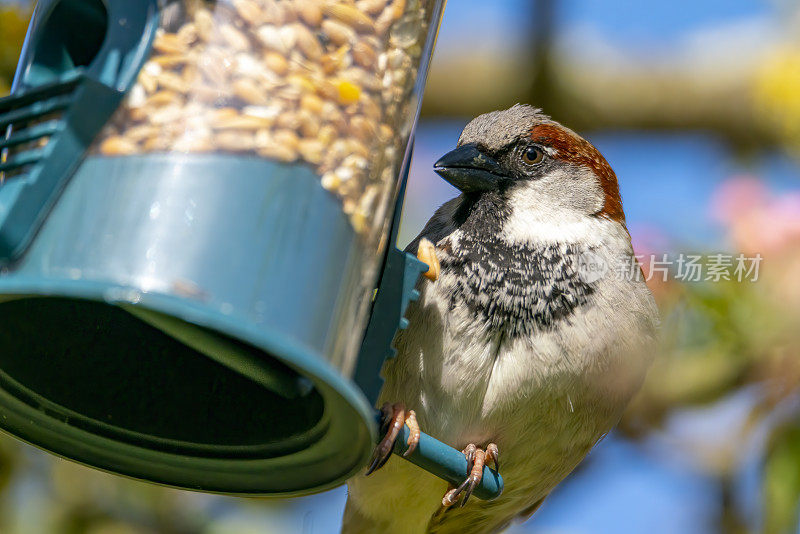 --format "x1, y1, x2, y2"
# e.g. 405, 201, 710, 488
404, 196, 464, 254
